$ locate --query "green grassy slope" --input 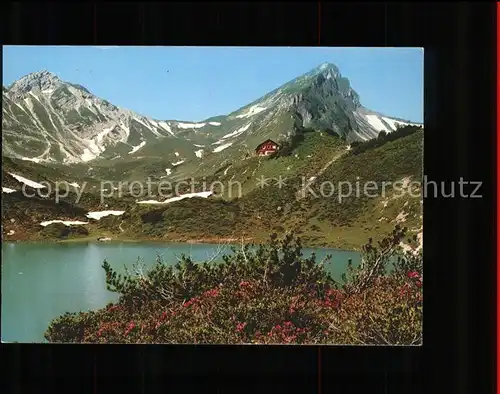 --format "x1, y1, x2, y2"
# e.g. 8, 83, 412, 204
2, 126, 423, 248
102, 128, 422, 249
